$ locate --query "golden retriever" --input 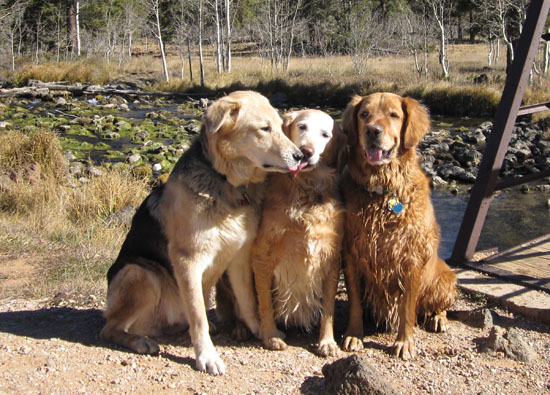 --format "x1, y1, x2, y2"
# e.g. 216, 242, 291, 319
251, 109, 345, 356
100, 91, 304, 375
340, 93, 456, 359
